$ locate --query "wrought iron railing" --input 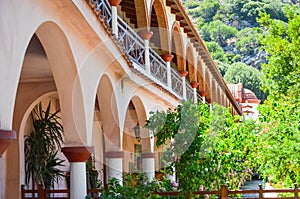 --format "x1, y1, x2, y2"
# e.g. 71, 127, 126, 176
117, 17, 146, 68
149, 48, 168, 85
87, 0, 197, 101
89, 0, 112, 26
186, 83, 194, 101
171, 68, 183, 97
